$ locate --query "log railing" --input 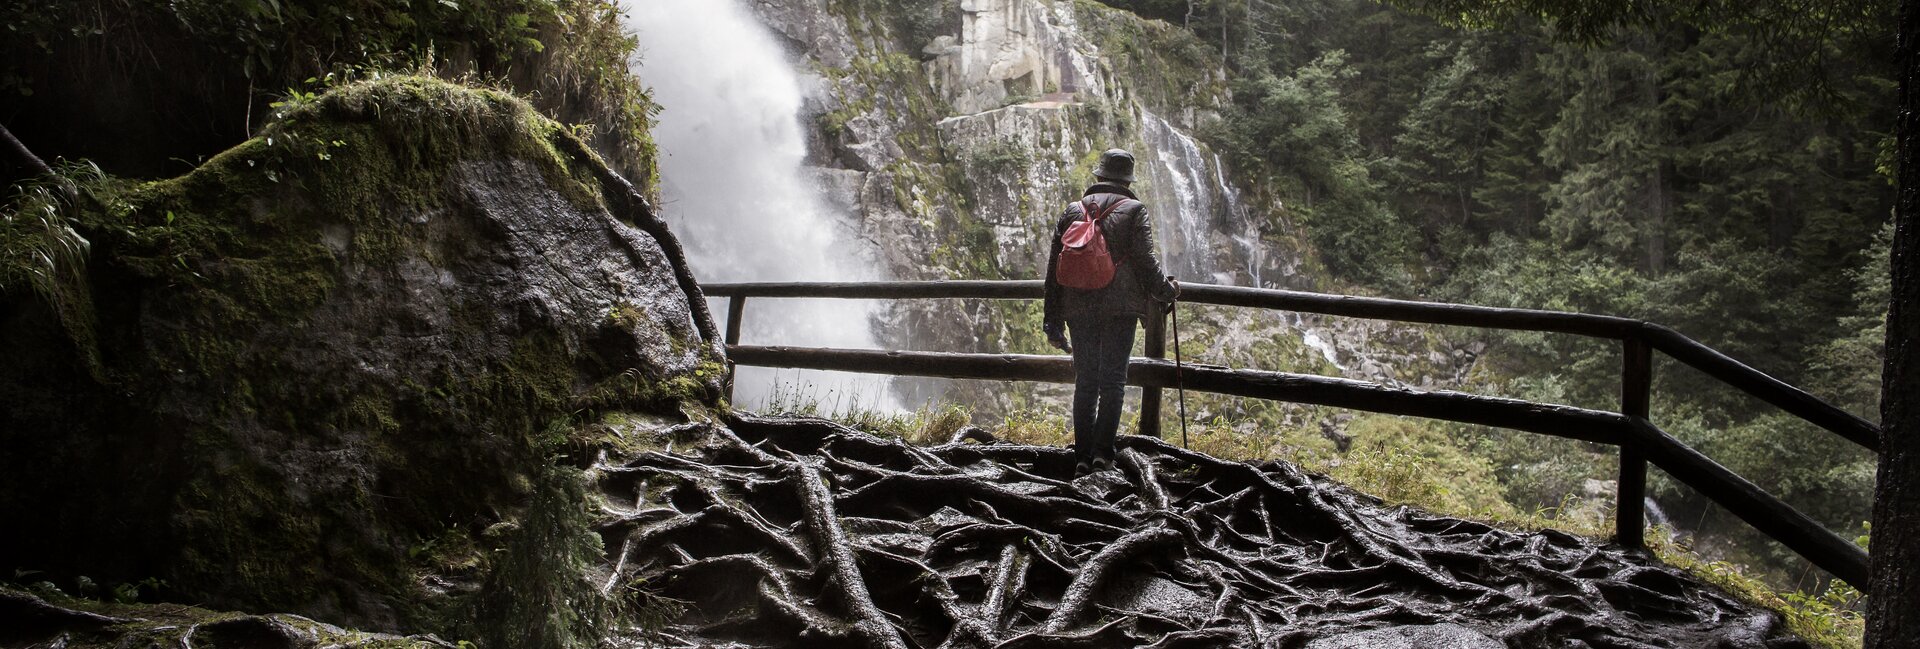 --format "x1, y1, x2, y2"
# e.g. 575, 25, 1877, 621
702, 280, 1878, 589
